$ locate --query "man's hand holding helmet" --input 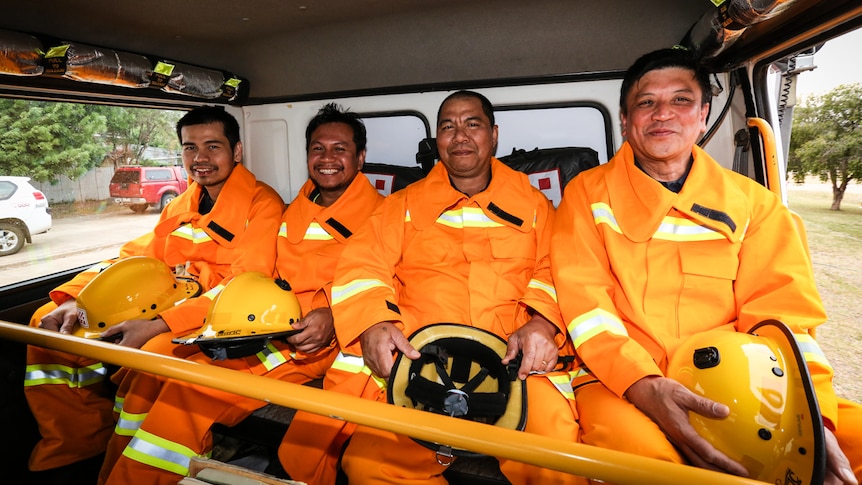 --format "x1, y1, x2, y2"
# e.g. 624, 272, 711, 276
100, 318, 170, 348
38, 298, 79, 334
359, 321, 420, 379
501, 313, 558, 380
287, 307, 336, 354
624, 375, 749, 477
